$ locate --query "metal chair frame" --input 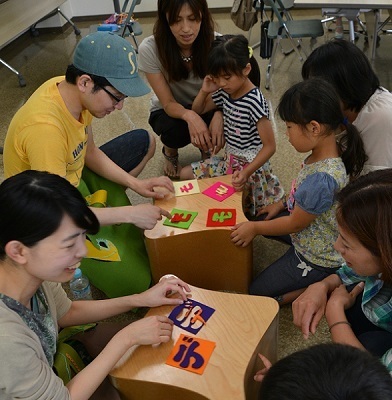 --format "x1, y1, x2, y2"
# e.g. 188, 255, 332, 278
117, 0, 142, 51
263, 0, 324, 89
321, 8, 366, 43
248, 0, 294, 51
1, 7, 80, 87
